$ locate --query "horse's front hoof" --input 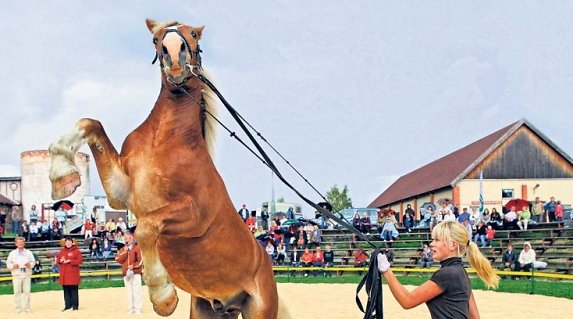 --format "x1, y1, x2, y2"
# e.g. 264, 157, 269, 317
51, 172, 81, 200
152, 289, 179, 317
